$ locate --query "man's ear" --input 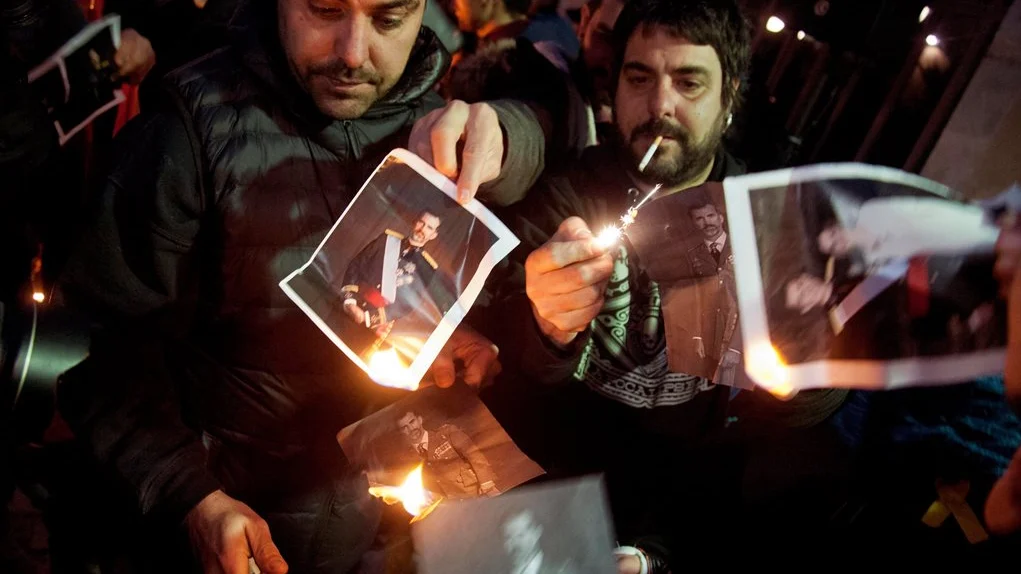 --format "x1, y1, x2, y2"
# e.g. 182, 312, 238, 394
729, 77, 741, 105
